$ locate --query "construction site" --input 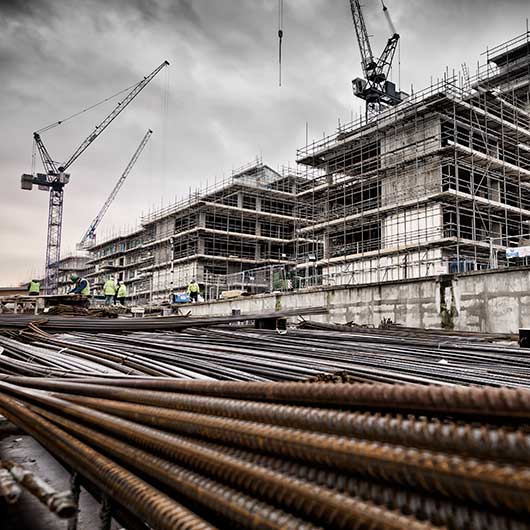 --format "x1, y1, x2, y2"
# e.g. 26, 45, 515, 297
2, 1, 530, 529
